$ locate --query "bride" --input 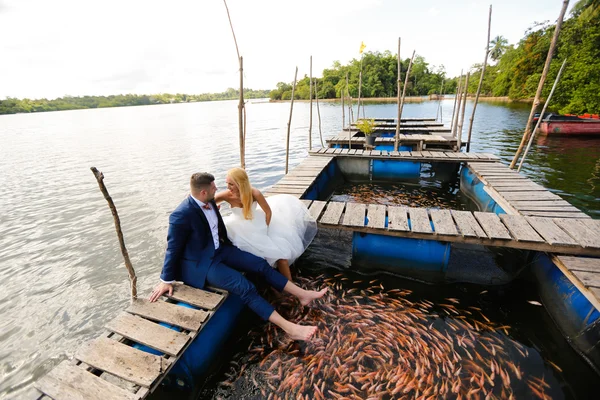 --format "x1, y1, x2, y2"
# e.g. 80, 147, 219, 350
215, 167, 317, 280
